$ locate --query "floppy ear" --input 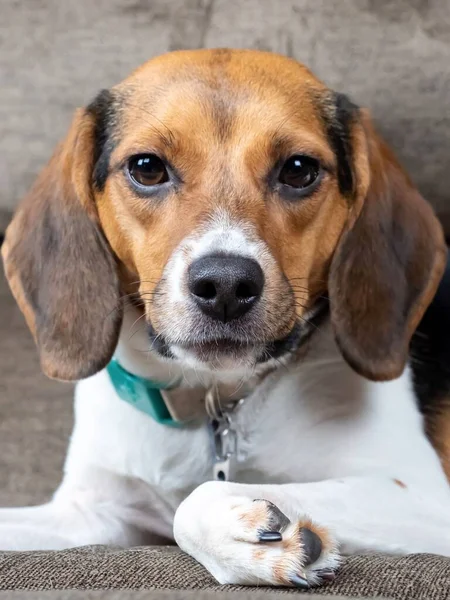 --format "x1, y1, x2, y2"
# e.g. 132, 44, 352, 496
328, 101, 447, 381
1, 98, 122, 381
